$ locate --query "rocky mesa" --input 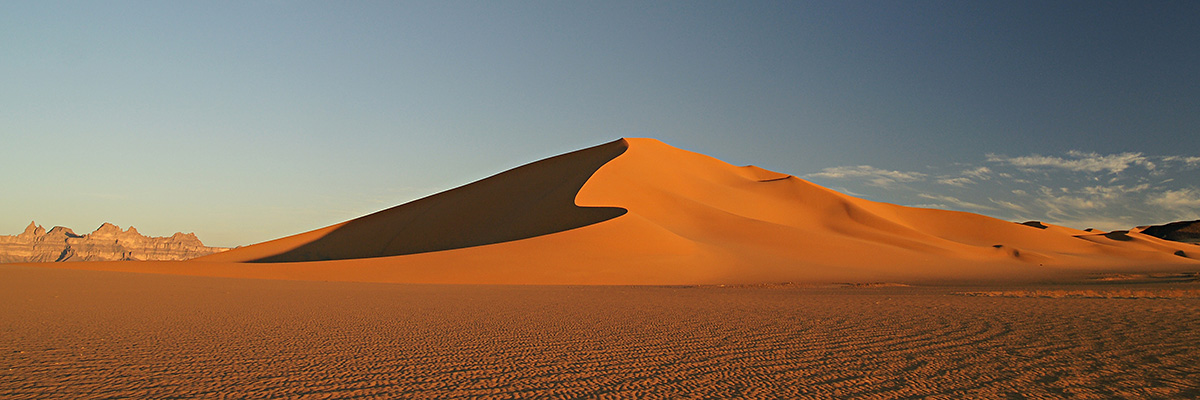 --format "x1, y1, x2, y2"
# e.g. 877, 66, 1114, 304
0, 222, 229, 263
